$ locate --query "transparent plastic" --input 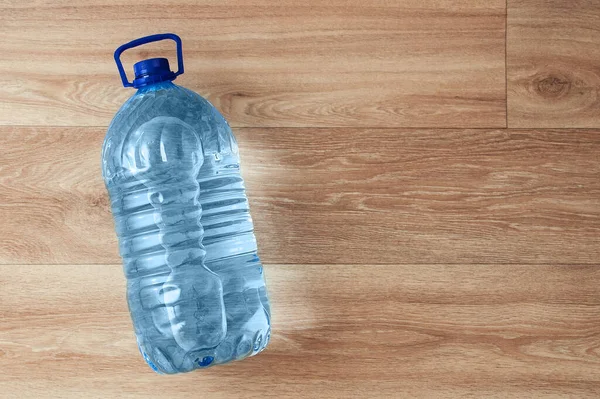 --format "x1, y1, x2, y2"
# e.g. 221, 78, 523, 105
102, 81, 271, 374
